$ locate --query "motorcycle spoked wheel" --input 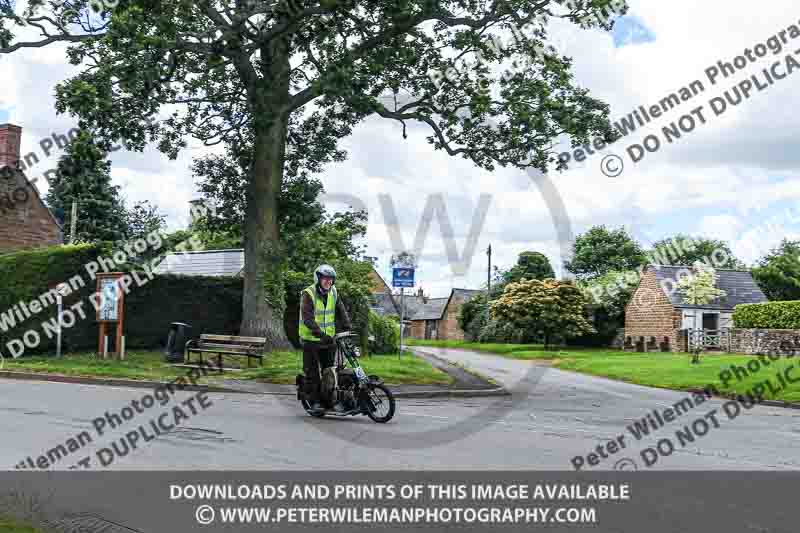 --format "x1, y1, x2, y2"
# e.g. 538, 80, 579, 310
360, 383, 396, 423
